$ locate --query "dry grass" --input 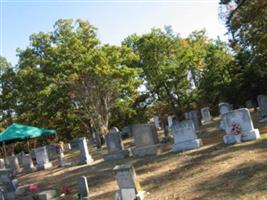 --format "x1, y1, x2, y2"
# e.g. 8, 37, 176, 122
17, 110, 267, 200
